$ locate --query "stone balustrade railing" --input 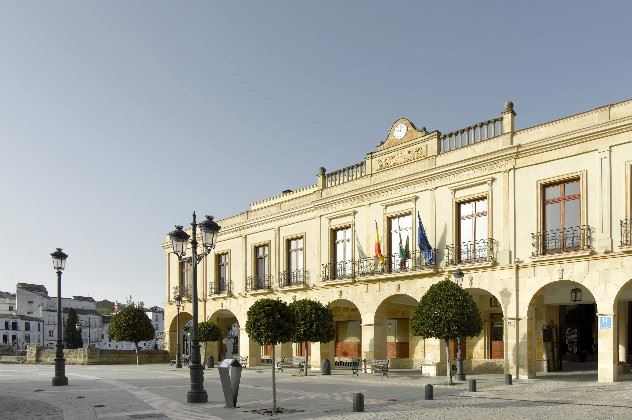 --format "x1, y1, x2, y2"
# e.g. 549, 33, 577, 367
325, 161, 366, 187
440, 116, 504, 153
